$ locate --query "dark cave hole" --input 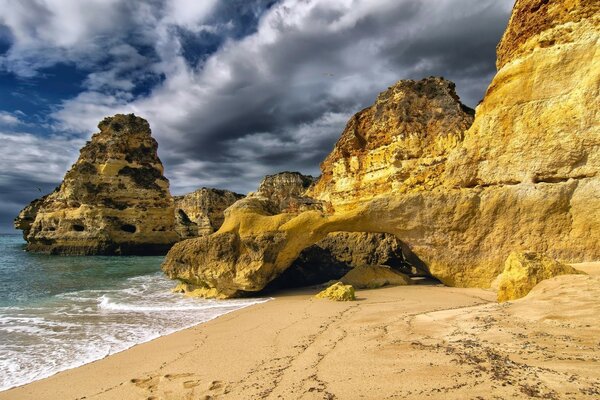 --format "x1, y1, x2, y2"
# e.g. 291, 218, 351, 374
259, 232, 434, 295
72, 224, 85, 232
121, 224, 137, 233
